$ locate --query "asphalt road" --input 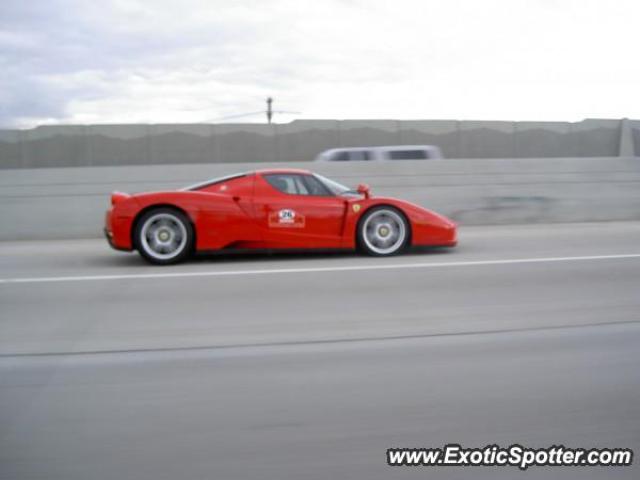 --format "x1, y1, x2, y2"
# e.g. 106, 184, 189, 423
1, 222, 639, 479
